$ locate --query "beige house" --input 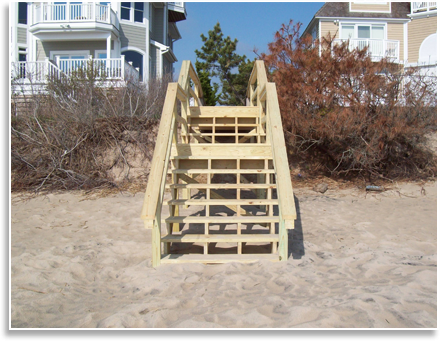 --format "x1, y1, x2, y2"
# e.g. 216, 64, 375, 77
302, 2, 437, 71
